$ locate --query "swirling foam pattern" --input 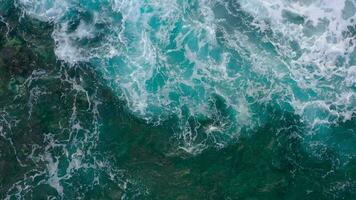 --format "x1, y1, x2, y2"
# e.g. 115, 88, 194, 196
0, 0, 355, 198
18, 0, 356, 151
